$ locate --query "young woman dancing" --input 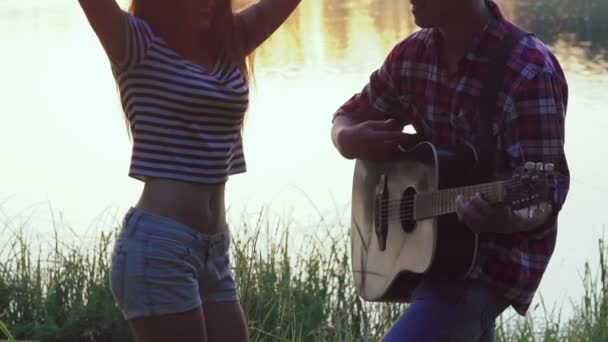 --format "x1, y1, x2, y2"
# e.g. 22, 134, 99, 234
78, 0, 301, 340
